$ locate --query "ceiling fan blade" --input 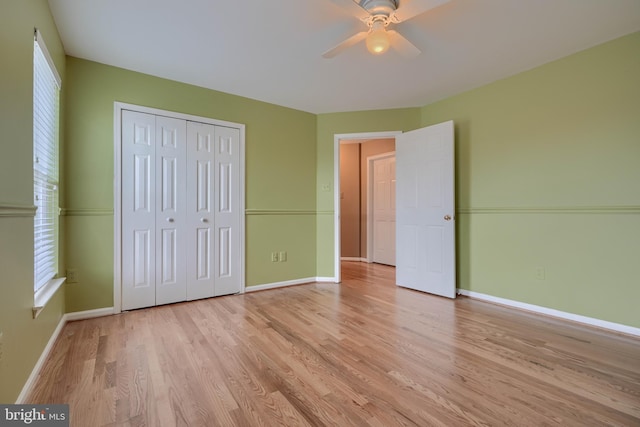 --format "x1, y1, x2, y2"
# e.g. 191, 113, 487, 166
388, 30, 421, 58
322, 31, 368, 58
329, 0, 370, 20
392, 0, 449, 23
